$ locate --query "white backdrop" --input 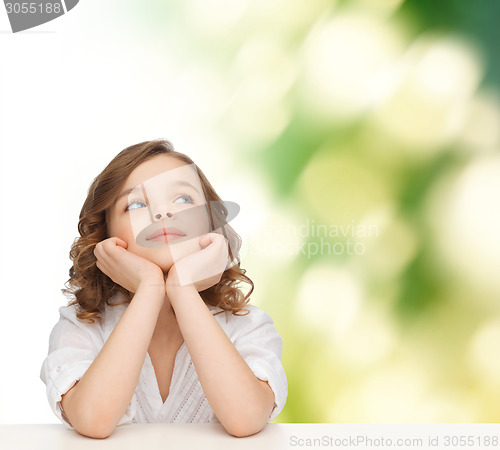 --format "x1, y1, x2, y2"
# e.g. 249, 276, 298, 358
0, 1, 263, 424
